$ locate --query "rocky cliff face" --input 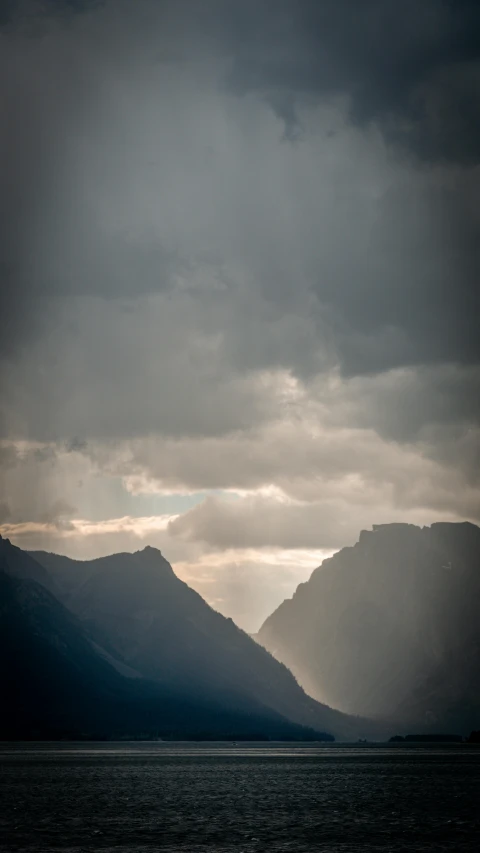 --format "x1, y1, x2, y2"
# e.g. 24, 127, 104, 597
257, 522, 480, 733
